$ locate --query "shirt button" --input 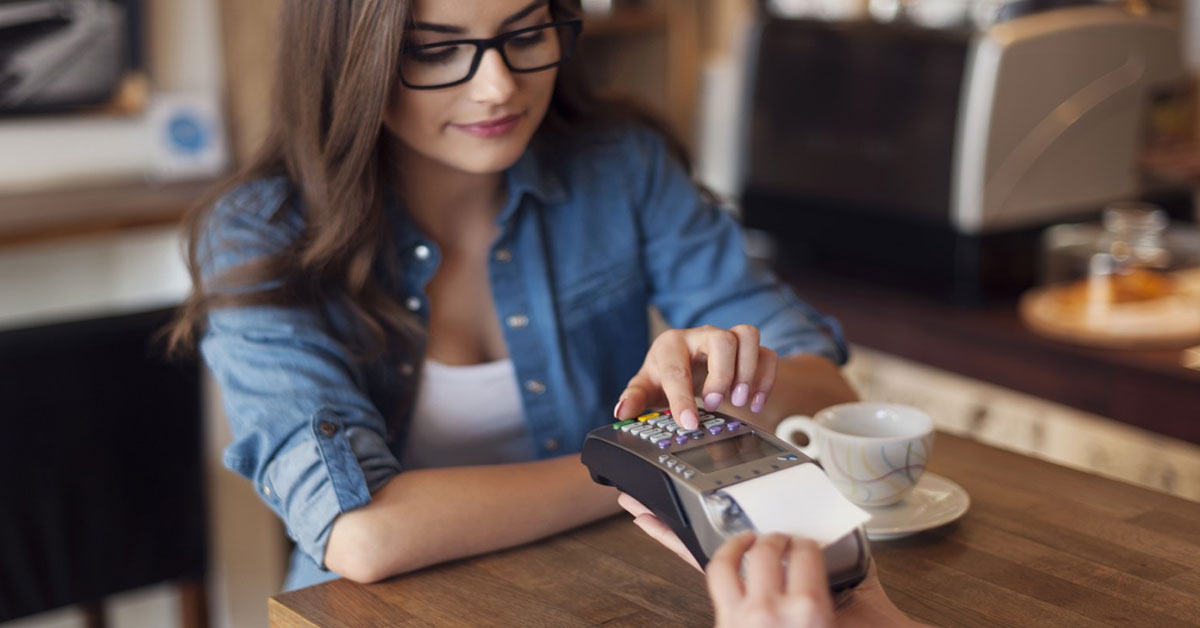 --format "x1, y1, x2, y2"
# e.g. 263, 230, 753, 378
543, 438, 560, 452
506, 314, 529, 329
318, 421, 338, 436
525, 379, 547, 395
413, 244, 431, 261
262, 484, 272, 497
494, 248, 513, 263
399, 363, 415, 377
405, 296, 422, 312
